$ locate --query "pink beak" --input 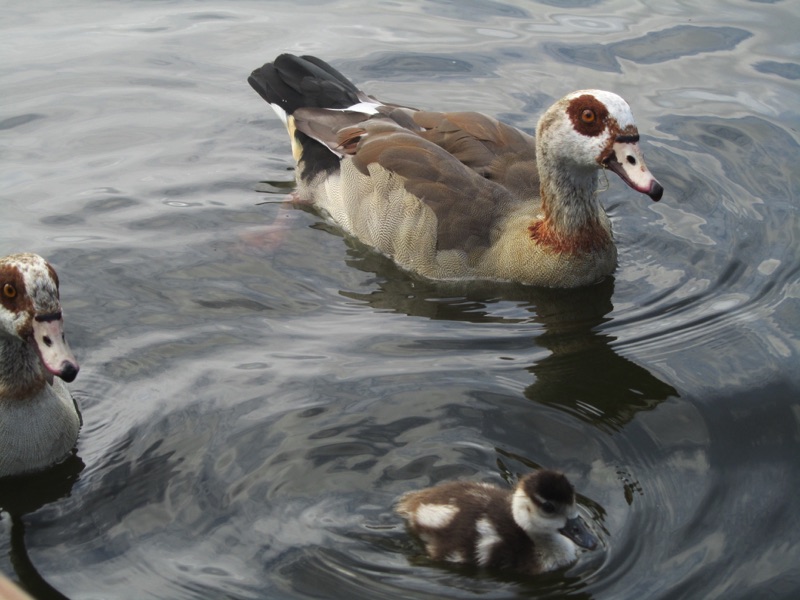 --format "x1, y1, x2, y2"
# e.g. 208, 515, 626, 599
604, 138, 664, 201
31, 313, 79, 382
